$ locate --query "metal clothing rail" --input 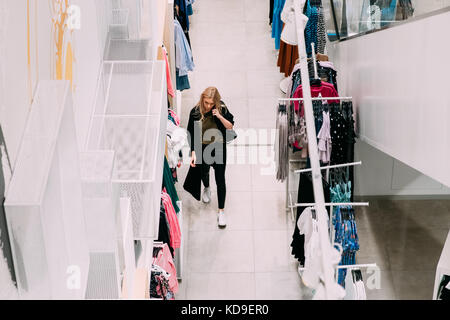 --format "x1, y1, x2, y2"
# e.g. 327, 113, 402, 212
336, 263, 378, 270
295, 161, 362, 174
278, 96, 353, 102
298, 263, 378, 272
292, 202, 370, 208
